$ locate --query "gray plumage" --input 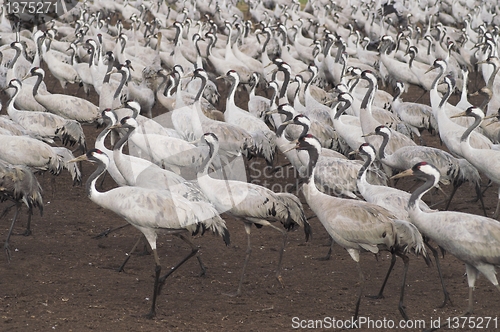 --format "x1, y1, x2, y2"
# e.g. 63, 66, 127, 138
72, 149, 230, 317
393, 162, 500, 315
0, 159, 43, 260
198, 133, 311, 296
29, 67, 101, 124
6, 79, 86, 150
0, 134, 63, 175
